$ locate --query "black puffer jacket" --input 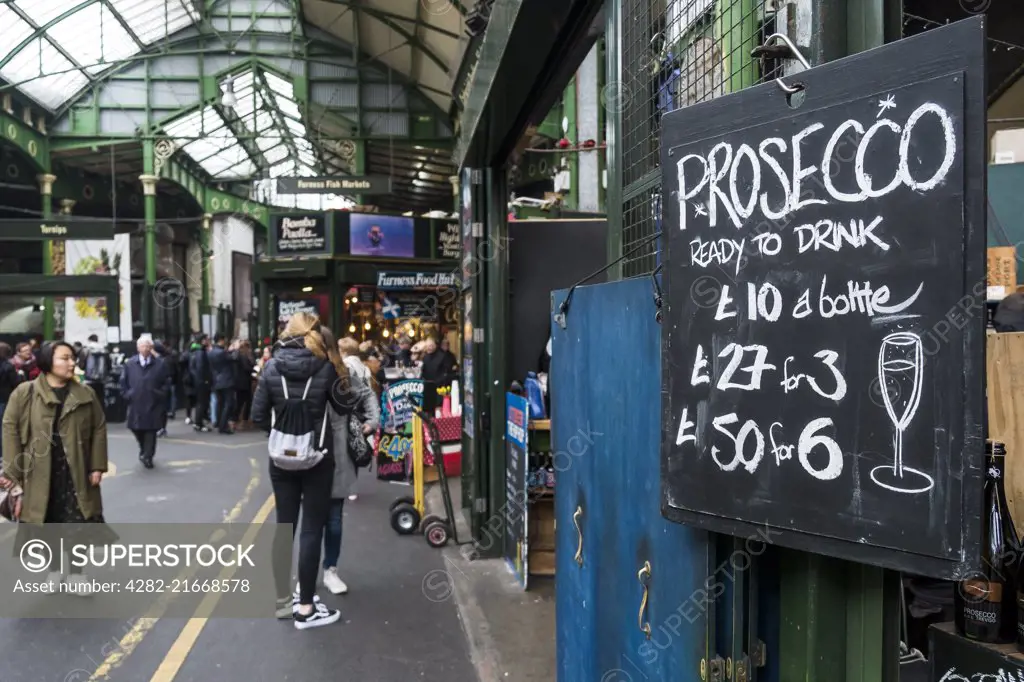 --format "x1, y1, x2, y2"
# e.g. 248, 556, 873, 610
251, 336, 362, 446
